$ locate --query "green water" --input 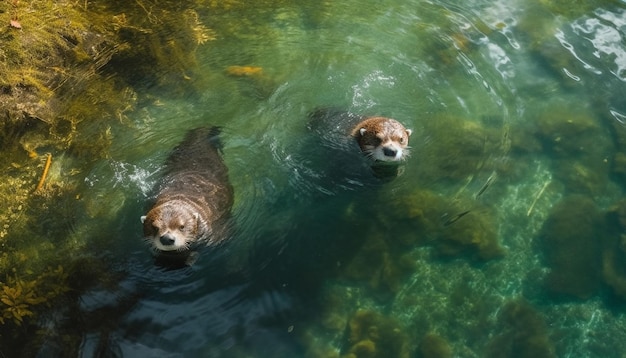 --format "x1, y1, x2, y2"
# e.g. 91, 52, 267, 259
4, 0, 626, 357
